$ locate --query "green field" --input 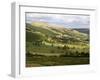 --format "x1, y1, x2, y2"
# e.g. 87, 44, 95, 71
26, 22, 89, 67
26, 55, 89, 67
